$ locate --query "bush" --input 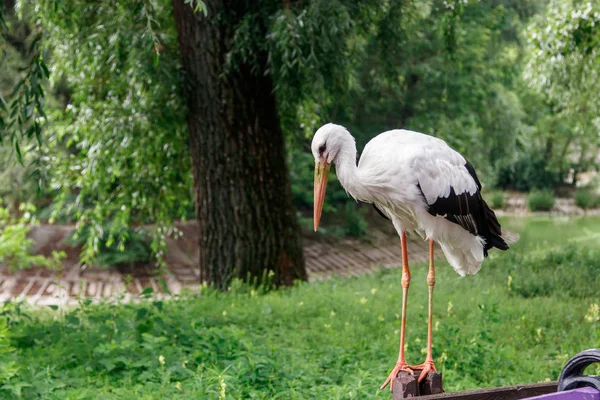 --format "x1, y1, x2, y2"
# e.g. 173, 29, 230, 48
495, 151, 559, 191
68, 224, 153, 267
527, 190, 555, 211
0, 200, 65, 271
574, 189, 599, 210
488, 191, 505, 209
